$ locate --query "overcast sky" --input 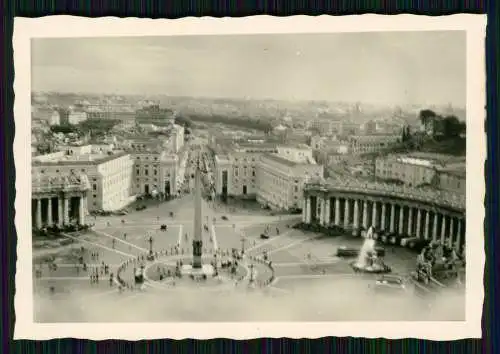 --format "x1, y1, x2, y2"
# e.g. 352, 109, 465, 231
31, 31, 466, 106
